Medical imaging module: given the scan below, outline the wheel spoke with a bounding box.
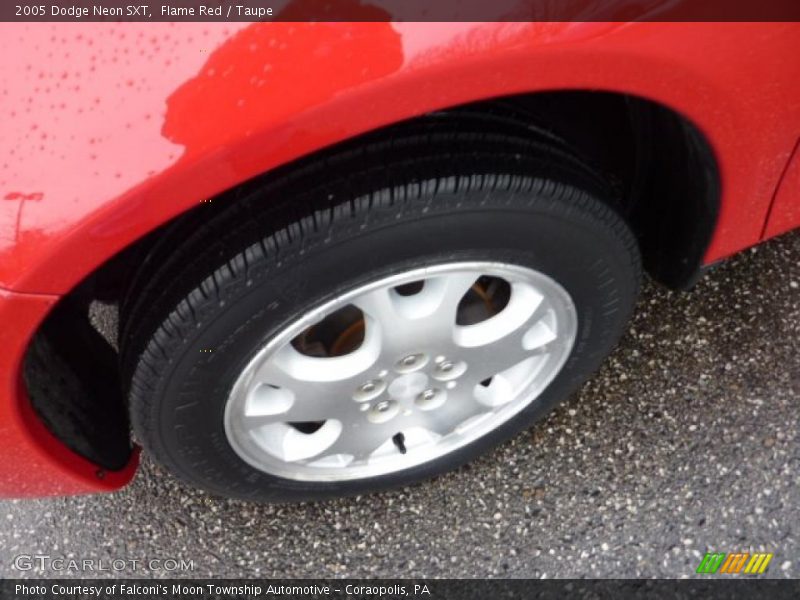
[351,286,400,336]
[455,281,545,348]
[241,389,352,427]
[415,390,490,436]
[254,333,379,386]
[244,419,345,463]
[353,272,478,352]
[454,282,561,384]
[320,421,397,462]
[245,344,371,427]
[459,334,529,387]
[422,272,483,322]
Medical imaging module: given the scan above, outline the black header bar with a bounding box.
[5,0,800,22]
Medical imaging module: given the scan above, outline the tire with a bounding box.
[121,118,641,502]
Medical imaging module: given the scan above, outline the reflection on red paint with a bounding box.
[164,2,402,155]
[3,192,44,201]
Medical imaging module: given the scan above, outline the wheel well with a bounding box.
[22,90,718,469]
[450,92,719,290]
[90,90,719,305]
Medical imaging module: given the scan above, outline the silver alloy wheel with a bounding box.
[224,262,578,482]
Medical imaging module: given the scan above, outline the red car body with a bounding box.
[1,21,798,497]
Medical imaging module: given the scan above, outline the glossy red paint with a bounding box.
[0,21,798,496]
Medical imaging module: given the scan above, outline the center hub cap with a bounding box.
[388,371,429,400]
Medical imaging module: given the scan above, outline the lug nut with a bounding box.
[433,359,467,381]
[415,387,446,411]
[395,353,429,373]
[367,399,399,423]
[353,378,386,403]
